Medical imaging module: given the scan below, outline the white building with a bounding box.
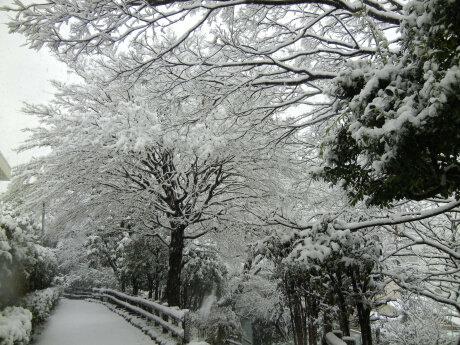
[0,151,11,181]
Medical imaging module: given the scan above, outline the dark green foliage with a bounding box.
[85,231,168,298]
[123,236,168,299]
[0,208,57,308]
[181,248,227,310]
[319,0,460,206]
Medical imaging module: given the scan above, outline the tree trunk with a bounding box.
[132,277,139,295]
[284,276,305,345]
[147,275,154,299]
[293,302,306,345]
[165,225,185,307]
[335,274,350,336]
[356,302,372,345]
[350,268,372,345]
[306,292,317,345]
[322,293,333,345]
[155,279,160,300]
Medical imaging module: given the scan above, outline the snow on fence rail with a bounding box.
[64,288,190,344]
[226,339,242,345]
[325,331,357,345]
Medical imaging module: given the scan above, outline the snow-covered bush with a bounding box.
[0,205,57,308]
[191,306,242,345]
[0,306,32,345]
[20,287,61,326]
[54,266,118,290]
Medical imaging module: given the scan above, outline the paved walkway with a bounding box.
[32,299,157,345]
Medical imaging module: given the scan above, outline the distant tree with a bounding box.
[375,295,457,345]
[85,231,129,289]
[123,235,168,299]
[54,233,118,290]
[232,272,290,345]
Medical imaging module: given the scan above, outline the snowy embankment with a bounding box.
[0,287,61,345]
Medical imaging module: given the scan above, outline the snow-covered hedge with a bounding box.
[0,306,32,345]
[20,287,61,326]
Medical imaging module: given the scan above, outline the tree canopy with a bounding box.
[2,0,460,344]
[5,0,459,206]
[320,0,460,206]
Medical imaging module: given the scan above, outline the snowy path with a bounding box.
[32,299,157,345]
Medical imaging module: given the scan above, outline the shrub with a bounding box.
[0,306,32,345]
[0,207,57,308]
[20,287,61,326]
[191,305,242,345]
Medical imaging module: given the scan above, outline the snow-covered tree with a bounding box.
[250,220,383,345]
[4,1,460,343]
[232,272,290,345]
[374,295,458,345]
[6,0,459,208]
[181,246,227,310]
[380,206,460,315]
[86,228,168,297]
[123,235,168,298]
[4,70,261,307]
[4,0,400,134]
[320,0,460,206]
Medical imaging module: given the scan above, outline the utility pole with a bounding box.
[42,202,46,236]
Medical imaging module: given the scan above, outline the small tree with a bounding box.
[0,204,57,308]
[181,247,227,310]
[252,219,383,345]
[123,236,168,299]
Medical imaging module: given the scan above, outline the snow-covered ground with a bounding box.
[32,299,157,345]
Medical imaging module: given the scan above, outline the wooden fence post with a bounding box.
[183,310,190,344]
[162,303,169,334]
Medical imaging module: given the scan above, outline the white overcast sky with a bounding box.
[0,2,74,193]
